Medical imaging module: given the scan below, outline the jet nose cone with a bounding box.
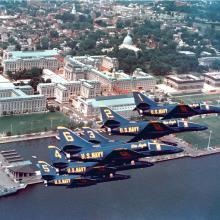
[174,147,184,154]
[200,125,208,131]
[190,123,208,131]
[211,106,220,113]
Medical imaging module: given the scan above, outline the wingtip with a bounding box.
[57,126,67,129]
[48,145,59,149]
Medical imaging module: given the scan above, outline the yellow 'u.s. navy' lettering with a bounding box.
[150,109,168,115]
[81,151,104,160]
[119,127,139,133]
[67,167,86,174]
[54,179,71,185]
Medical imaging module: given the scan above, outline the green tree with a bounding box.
[50,30,59,38]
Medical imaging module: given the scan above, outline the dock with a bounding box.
[0,131,56,144]
[145,136,220,163]
[0,150,42,197]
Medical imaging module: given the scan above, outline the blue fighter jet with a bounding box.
[133,91,220,119]
[48,145,153,175]
[38,160,130,188]
[57,127,183,162]
[99,107,207,142]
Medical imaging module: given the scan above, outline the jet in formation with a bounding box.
[38,126,183,188]
[100,107,208,142]
[38,91,214,189]
[133,91,220,119]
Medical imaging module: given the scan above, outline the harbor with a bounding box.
[0,149,42,197]
[0,131,56,144]
[0,131,220,197]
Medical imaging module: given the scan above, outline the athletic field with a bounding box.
[177,115,220,149]
[0,112,70,135]
[173,93,220,104]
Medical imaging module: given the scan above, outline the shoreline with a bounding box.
[0,133,220,197]
[0,131,56,144]
[1,132,220,162]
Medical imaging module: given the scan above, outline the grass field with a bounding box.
[173,93,220,104]
[0,112,70,135]
[177,115,220,149]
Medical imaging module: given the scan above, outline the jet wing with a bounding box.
[101,149,146,164]
[85,166,116,176]
[162,104,198,119]
[128,121,173,142]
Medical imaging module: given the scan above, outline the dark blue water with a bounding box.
[0,138,220,220]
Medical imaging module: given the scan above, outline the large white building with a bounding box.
[164,74,204,92]
[203,72,220,87]
[2,49,60,74]
[119,32,141,53]
[37,69,101,103]
[0,85,47,116]
[74,94,139,118]
[64,55,156,93]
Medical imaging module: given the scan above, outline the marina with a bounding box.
[0,149,42,197]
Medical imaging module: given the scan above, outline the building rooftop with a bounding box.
[0,75,10,83]
[42,69,68,84]
[166,74,202,82]
[0,86,45,101]
[203,72,220,80]
[6,49,59,59]
[85,94,135,108]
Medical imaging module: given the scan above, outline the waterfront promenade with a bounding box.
[0,131,56,144]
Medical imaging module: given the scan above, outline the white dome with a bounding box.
[123,34,133,45]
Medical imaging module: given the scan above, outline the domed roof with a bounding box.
[123,34,133,45]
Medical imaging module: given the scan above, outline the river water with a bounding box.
[0,138,220,220]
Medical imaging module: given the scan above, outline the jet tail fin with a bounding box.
[82,127,110,144]
[57,127,94,154]
[37,161,57,181]
[48,146,69,168]
[133,92,157,112]
[100,107,129,129]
